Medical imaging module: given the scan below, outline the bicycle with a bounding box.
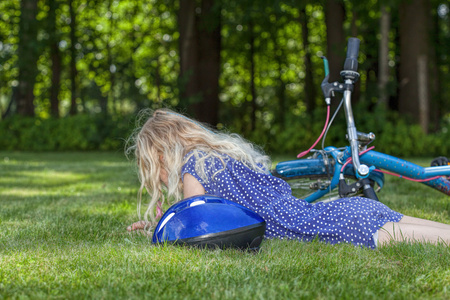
[272,37,450,203]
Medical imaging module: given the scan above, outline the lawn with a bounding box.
[0,152,449,299]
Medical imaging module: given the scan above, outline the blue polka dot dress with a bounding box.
[181,151,403,249]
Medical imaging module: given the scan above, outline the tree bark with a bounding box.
[324,0,346,84]
[399,0,430,132]
[16,0,39,116]
[249,21,257,132]
[429,5,443,132]
[49,0,61,117]
[196,0,221,125]
[128,2,144,111]
[378,5,390,108]
[178,0,220,126]
[178,0,199,113]
[107,0,115,114]
[324,0,346,109]
[299,7,316,113]
[69,0,78,115]
[417,55,429,132]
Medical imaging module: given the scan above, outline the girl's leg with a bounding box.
[378,215,450,245]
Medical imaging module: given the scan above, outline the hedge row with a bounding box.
[0,114,134,151]
[251,108,450,158]
[1,110,450,158]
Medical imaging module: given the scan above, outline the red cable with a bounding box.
[374,169,441,182]
[340,146,375,173]
[297,105,331,158]
[297,110,442,183]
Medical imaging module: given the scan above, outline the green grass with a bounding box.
[0,152,449,299]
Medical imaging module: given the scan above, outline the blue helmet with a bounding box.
[152,195,266,250]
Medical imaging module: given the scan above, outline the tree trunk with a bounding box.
[249,21,257,132]
[178,0,220,126]
[429,5,443,132]
[178,0,199,113]
[390,27,400,111]
[50,41,62,118]
[324,0,346,84]
[69,0,78,115]
[299,7,316,113]
[49,0,61,118]
[378,5,390,109]
[107,0,116,114]
[16,0,39,116]
[399,0,430,132]
[196,0,221,125]
[272,24,286,129]
[324,0,346,109]
[129,2,145,111]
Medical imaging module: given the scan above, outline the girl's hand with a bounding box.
[127,220,150,232]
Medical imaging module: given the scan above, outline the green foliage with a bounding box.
[247,103,450,158]
[0,114,134,151]
[2,105,450,157]
[354,107,450,157]
[1,0,450,157]
[0,0,20,98]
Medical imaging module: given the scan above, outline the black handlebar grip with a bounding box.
[343,38,360,72]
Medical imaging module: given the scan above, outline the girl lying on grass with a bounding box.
[126,108,450,249]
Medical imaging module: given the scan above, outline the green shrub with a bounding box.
[0,114,134,151]
[252,105,450,158]
[1,109,450,157]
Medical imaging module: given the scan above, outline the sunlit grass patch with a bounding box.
[0,152,449,299]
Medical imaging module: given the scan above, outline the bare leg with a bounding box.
[378,215,450,245]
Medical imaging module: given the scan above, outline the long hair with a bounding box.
[126,108,271,229]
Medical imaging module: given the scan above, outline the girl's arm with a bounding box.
[183,173,206,198]
[127,173,205,232]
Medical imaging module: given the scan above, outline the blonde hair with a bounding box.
[126,108,271,229]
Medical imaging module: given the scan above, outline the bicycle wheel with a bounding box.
[279,174,378,202]
[272,158,383,202]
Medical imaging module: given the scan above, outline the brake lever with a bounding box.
[320,56,353,105]
[338,176,379,201]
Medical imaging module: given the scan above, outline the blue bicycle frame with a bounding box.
[275,37,450,203]
[275,146,450,203]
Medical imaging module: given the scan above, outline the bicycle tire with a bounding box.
[272,156,383,202]
[275,173,380,202]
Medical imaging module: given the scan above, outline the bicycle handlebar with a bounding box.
[343,38,360,72]
[317,37,368,178]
